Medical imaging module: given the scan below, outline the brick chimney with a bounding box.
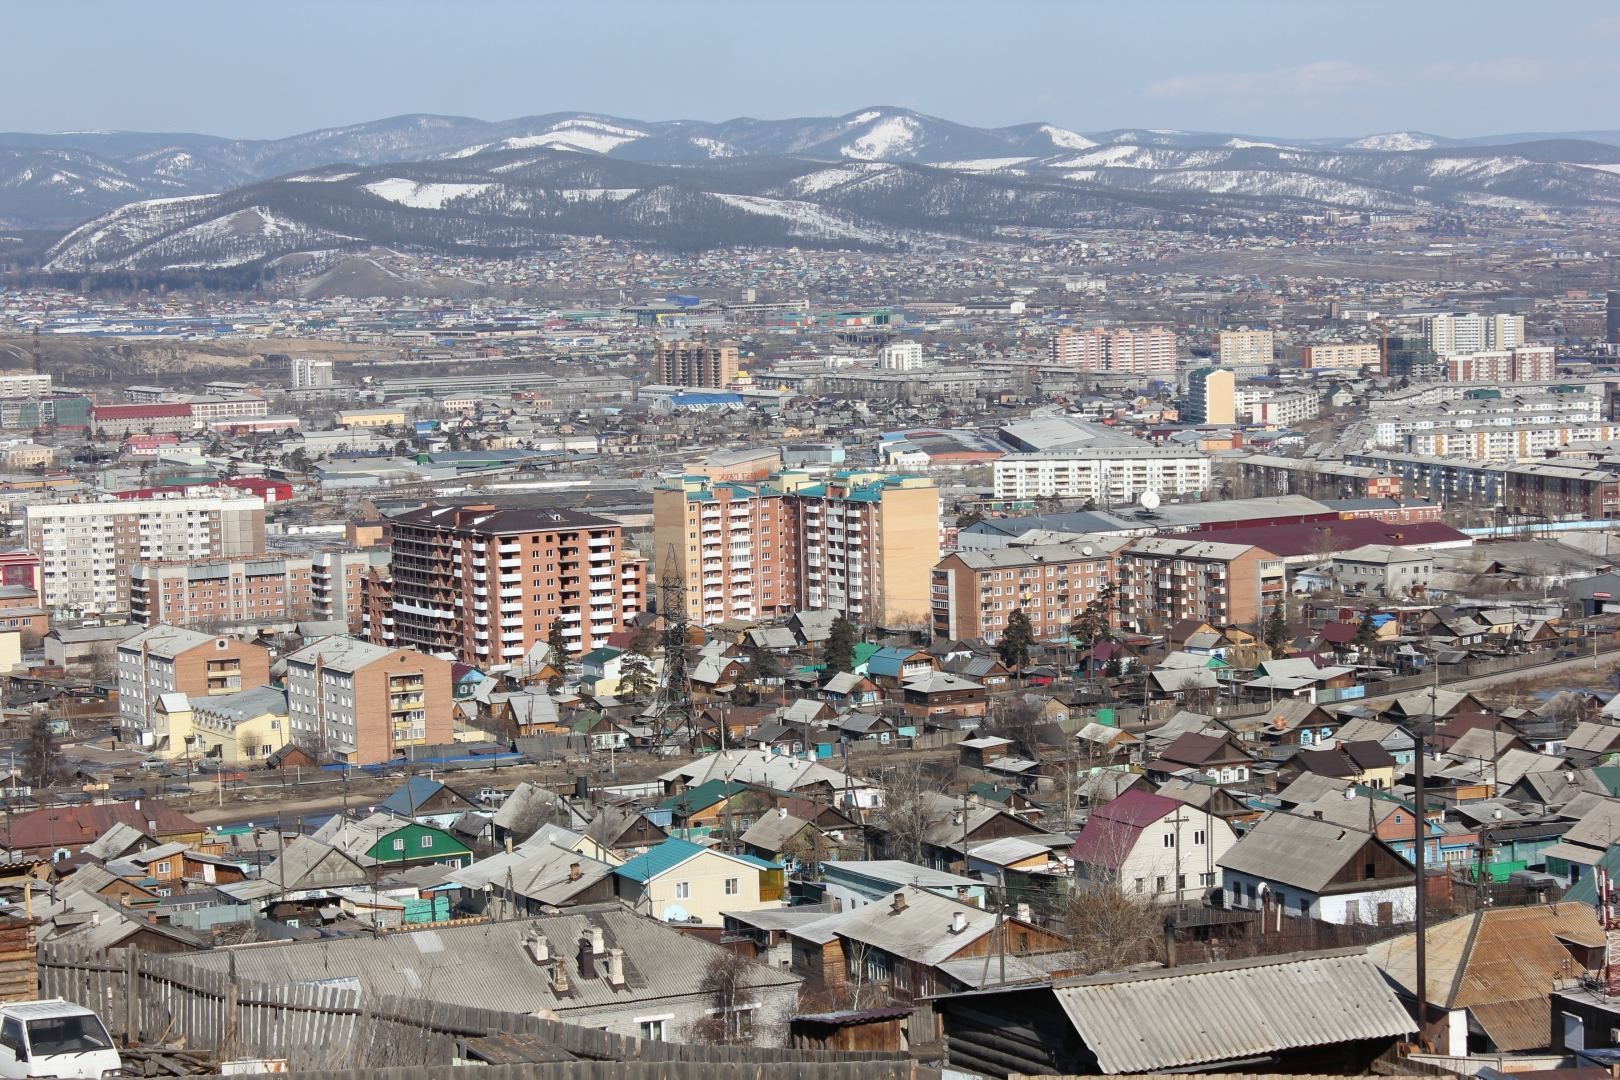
[607,947,626,989]
[569,862,581,881]
[891,891,907,913]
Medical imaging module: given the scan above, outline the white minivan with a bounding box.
[0,1000,121,1079]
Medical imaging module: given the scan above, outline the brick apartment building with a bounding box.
[129,557,315,628]
[116,625,272,747]
[655,338,739,388]
[1047,327,1177,375]
[284,637,454,765]
[312,549,392,632]
[375,504,646,663]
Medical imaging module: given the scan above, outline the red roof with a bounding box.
[8,800,203,854]
[1158,519,1468,558]
[92,404,192,420]
[1070,789,1182,869]
[1317,622,1359,644]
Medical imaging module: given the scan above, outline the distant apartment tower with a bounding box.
[1446,345,1555,383]
[1609,291,1620,344]
[1424,313,1525,355]
[0,372,51,397]
[116,625,272,747]
[878,342,924,370]
[27,492,266,613]
[291,357,334,389]
[1186,367,1236,425]
[377,504,646,663]
[1048,328,1176,375]
[1215,330,1274,365]
[654,479,798,624]
[129,556,314,628]
[283,637,454,766]
[655,338,739,388]
[1302,343,1379,370]
[313,549,392,633]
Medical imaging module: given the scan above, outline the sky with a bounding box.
[3,1,1618,141]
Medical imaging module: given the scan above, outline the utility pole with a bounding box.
[1413,642,1436,1048]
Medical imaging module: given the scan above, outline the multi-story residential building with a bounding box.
[1115,537,1286,632]
[27,492,265,613]
[129,556,314,628]
[655,338,739,388]
[1447,346,1555,383]
[116,625,271,747]
[878,342,923,370]
[654,478,799,624]
[1237,390,1321,427]
[1228,455,1402,501]
[0,372,51,397]
[1501,463,1620,521]
[995,449,1211,503]
[360,565,395,648]
[182,396,268,421]
[1215,329,1274,365]
[1609,291,1620,345]
[1048,328,1177,375]
[312,549,392,632]
[1302,343,1379,370]
[291,357,334,389]
[90,403,199,436]
[1404,420,1620,460]
[1425,313,1525,356]
[283,637,453,765]
[378,504,646,663]
[931,538,1132,643]
[654,471,940,628]
[1186,367,1235,424]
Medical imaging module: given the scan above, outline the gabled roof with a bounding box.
[612,836,770,883]
[1070,789,1182,870]
[821,885,1002,967]
[1217,811,1409,893]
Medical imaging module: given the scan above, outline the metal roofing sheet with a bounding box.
[1052,949,1414,1074]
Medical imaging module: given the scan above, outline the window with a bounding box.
[724,877,739,895]
[1193,830,1206,846]
[639,1019,665,1041]
[1162,833,1175,848]
[674,882,690,899]
[155,861,171,875]
[392,838,406,851]
[1199,872,1215,887]
[420,835,433,848]
[1134,878,1145,893]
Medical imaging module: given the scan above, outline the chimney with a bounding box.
[505,836,513,854]
[569,862,581,882]
[526,931,550,963]
[949,911,967,934]
[891,891,907,913]
[1016,902,1031,922]
[607,947,626,989]
[953,810,964,826]
[589,927,605,954]
[1313,809,1324,819]
[553,962,569,994]
[777,806,788,819]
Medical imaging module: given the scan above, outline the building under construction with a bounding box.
[655,338,739,389]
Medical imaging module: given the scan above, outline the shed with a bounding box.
[789,1007,913,1052]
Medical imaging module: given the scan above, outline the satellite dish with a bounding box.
[1140,491,1161,510]
[1081,545,1094,557]
[662,904,690,923]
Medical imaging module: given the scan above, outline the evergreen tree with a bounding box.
[20,713,56,788]
[747,648,783,685]
[1264,597,1290,659]
[620,651,654,702]
[825,616,858,674]
[997,610,1035,672]
[1353,612,1380,652]
[547,618,570,666]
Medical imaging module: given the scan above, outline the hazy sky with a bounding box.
[5,1,1618,140]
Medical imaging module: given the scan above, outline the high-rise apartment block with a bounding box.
[291,357,334,389]
[931,535,1284,643]
[284,637,454,766]
[376,505,646,663]
[1302,343,1380,370]
[116,625,272,747]
[655,338,739,388]
[1446,346,1555,383]
[1215,330,1274,365]
[130,556,314,628]
[1048,328,1176,374]
[654,471,940,628]
[878,341,924,370]
[1424,313,1525,355]
[28,492,265,612]
[312,549,392,632]
[1186,367,1235,425]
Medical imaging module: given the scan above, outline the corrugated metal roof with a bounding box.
[1051,949,1413,1074]
[1216,811,1400,893]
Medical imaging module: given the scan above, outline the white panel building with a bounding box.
[994,449,1211,502]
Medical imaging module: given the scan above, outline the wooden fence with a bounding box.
[38,947,920,1074]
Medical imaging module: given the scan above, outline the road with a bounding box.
[1359,648,1620,708]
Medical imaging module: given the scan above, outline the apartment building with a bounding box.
[1228,455,1401,500]
[291,357,334,389]
[1302,343,1379,370]
[129,556,314,628]
[931,538,1131,643]
[1424,313,1525,355]
[654,478,799,624]
[1186,368,1235,425]
[1048,327,1177,375]
[89,403,200,436]
[654,470,940,628]
[995,448,1211,502]
[283,637,453,765]
[27,492,266,613]
[1116,537,1286,632]
[1215,329,1274,365]
[1239,390,1321,427]
[1405,420,1620,460]
[1447,346,1555,383]
[183,396,268,421]
[655,338,739,388]
[0,371,51,397]
[116,625,271,747]
[379,504,646,663]
[312,549,392,632]
[1502,463,1620,521]
[878,342,924,370]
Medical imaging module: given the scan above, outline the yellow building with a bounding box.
[156,685,290,764]
[1187,367,1236,426]
[1216,329,1274,365]
[336,409,407,429]
[1302,343,1380,370]
[612,837,780,926]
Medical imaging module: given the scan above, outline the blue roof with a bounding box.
[379,776,447,818]
[612,837,705,882]
[865,646,912,678]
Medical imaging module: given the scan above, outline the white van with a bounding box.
[0,1000,121,1079]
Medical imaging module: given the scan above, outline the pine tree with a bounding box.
[620,652,654,702]
[997,610,1035,672]
[825,616,858,674]
[547,618,570,665]
[1353,612,1380,652]
[1264,597,1290,659]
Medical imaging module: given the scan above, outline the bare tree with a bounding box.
[688,949,758,1044]
[989,695,1046,758]
[869,761,932,864]
[1062,819,1166,975]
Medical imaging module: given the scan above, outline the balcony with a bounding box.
[588,537,614,548]
[471,558,486,568]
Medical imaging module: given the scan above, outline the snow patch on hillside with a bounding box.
[711,193,888,242]
[841,117,922,160]
[365,179,493,208]
[1349,133,1437,151]
[933,158,1033,172]
[1039,125,1097,149]
[790,164,893,195]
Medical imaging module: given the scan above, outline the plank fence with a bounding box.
[37,947,922,1075]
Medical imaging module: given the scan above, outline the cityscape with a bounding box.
[4,4,1620,1079]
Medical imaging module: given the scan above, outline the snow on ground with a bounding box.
[931,158,1033,172]
[364,179,493,209]
[1348,133,1437,151]
[790,164,893,195]
[286,172,358,182]
[711,193,888,242]
[841,116,922,159]
[559,189,638,202]
[1039,125,1097,150]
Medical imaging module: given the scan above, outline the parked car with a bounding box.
[476,787,509,806]
[0,999,121,1079]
